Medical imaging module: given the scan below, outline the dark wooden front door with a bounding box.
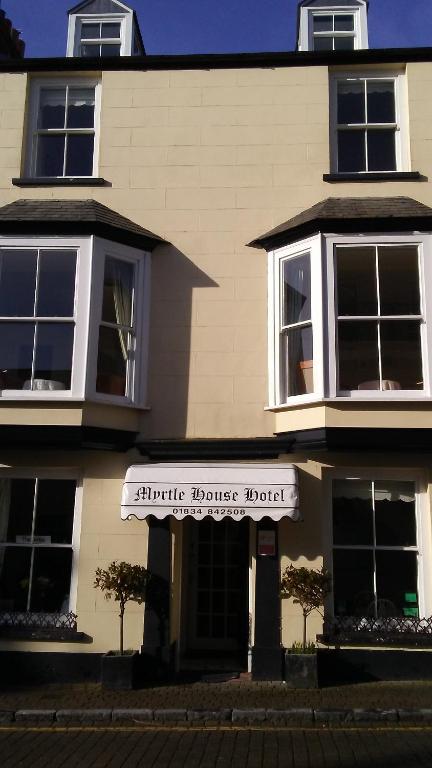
[186,517,249,653]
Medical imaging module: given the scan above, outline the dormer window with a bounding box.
[297,1,368,52]
[79,20,122,57]
[67,0,145,58]
[311,12,356,51]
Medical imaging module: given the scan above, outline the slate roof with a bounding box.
[0,199,167,251]
[248,197,432,250]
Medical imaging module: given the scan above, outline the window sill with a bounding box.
[323,172,424,183]
[12,177,109,187]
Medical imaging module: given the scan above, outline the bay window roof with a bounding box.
[248,197,432,250]
[0,199,167,251]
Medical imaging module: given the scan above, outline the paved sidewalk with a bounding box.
[1,679,432,721]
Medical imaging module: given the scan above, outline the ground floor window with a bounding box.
[0,477,77,614]
[332,479,419,618]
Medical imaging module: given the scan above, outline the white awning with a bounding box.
[121,462,300,523]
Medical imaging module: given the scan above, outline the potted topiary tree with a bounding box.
[280,564,331,688]
[94,560,151,689]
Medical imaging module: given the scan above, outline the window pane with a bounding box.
[313,15,333,32]
[0,547,31,611]
[367,81,395,124]
[282,254,311,326]
[36,135,65,177]
[0,323,34,390]
[66,89,95,129]
[33,323,74,390]
[314,36,334,50]
[81,23,100,39]
[335,15,354,31]
[101,44,121,56]
[376,551,417,617]
[34,480,75,545]
[338,130,366,172]
[334,36,355,51]
[38,88,66,129]
[338,321,379,390]
[81,43,100,57]
[375,482,416,547]
[0,479,35,543]
[281,325,313,398]
[380,320,423,390]
[378,246,420,316]
[65,134,94,176]
[367,129,396,171]
[337,81,365,124]
[37,251,76,318]
[30,548,73,612]
[333,480,373,546]
[96,326,129,396]
[333,549,374,616]
[101,22,121,38]
[0,250,37,317]
[102,258,134,326]
[336,246,377,316]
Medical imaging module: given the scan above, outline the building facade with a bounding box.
[1,0,432,681]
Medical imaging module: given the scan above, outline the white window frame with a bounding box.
[0,236,150,407]
[310,10,358,51]
[329,70,410,175]
[87,237,151,408]
[322,469,431,621]
[325,233,432,400]
[298,4,368,52]
[67,6,134,57]
[25,77,101,179]
[268,234,324,408]
[0,468,82,615]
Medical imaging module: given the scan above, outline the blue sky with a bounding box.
[1,0,431,57]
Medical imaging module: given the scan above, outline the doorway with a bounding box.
[181,517,250,670]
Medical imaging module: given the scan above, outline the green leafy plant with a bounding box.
[281,565,332,653]
[289,641,317,655]
[94,561,151,655]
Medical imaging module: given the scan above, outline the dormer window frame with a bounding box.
[298,3,369,52]
[310,9,359,51]
[67,10,133,57]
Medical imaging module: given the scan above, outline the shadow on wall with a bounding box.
[279,467,323,563]
[144,245,218,439]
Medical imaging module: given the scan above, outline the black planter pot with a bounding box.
[284,650,318,689]
[101,650,140,690]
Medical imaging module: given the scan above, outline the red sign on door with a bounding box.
[257,530,276,557]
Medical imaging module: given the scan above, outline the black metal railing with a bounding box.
[0,611,79,640]
[319,616,432,647]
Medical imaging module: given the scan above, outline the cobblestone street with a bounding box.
[2,725,432,768]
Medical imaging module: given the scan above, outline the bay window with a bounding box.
[269,232,431,406]
[96,256,136,397]
[0,248,76,393]
[332,479,421,619]
[336,244,424,393]
[0,237,149,406]
[270,236,322,406]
